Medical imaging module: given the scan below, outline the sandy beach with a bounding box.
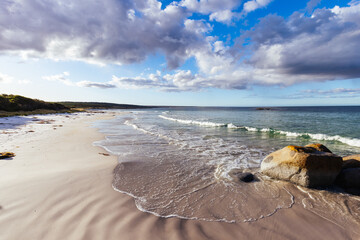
[0,112,358,240]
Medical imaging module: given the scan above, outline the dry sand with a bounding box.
[0,113,358,240]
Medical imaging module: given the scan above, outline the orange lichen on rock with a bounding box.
[305,143,332,153]
[287,145,316,153]
[286,145,304,152]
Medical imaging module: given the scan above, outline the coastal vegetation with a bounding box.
[59,101,153,109]
[0,94,154,117]
[0,94,72,117]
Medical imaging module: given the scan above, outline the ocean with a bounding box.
[94,106,360,226]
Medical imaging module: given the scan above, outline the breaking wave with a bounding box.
[159,115,360,147]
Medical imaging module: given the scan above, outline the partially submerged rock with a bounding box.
[261,144,342,188]
[342,154,360,169]
[229,169,257,183]
[0,152,15,159]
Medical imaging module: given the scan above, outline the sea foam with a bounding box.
[158,115,360,148]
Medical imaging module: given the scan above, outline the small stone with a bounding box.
[237,172,255,182]
[229,169,257,183]
[0,152,15,159]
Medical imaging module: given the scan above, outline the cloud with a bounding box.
[112,70,201,91]
[0,0,206,69]
[209,10,234,24]
[43,72,115,89]
[180,0,239,14]
[77,81,116,89]
[306,0,322,13]
[304,88,360,95]
[0,73,14,83]
[284,88,360,99]
[235,2,360,86]
[243,0,273,13]
[42,72,74,86]
[180,0,240,23]
[2,1,360,93]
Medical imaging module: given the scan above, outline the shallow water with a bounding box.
[94,107,360,228]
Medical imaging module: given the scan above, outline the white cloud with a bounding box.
[0,73,14,83]
[184,19,212,34]
[42,72,74,86]
[43,72,116,89]
[180,0,240,23]
[77,81,116,89]
[209,10,234,23]
[243,0,273,13]
[180,0,240,14]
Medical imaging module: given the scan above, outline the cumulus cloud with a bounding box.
[180,0,240,23]
[112,70,201,91]
[0,0,206,69]
[235,2,360,86]
[243,0,273,13]
[2,1,360,92]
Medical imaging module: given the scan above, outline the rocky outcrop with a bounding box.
[342,154,360,169]
[261,144,342,187]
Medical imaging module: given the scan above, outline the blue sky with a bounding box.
[0,0,359,106]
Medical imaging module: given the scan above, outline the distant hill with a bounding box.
[0,94,157,117]
[0,94,68,112]
[59,102,154,109]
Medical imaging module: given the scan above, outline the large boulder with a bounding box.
[261,145,343,187]
[342,154,360,169]
[336,168,360,195]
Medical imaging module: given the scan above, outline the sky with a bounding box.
[0,0,360,106]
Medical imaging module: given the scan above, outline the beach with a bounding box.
[0,111,359,240]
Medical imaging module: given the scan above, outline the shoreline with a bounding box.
[0,112,358,240]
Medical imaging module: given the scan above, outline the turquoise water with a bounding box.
[94,107,360,225]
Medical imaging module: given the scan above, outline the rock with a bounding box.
[261,145,342,187]
[237,172,255,182]
[336,168,360,189]
[305,143,332,153]
[0,152,15,159]
[256,107,274,111]
[229,169,257,183]
[342,154,360,169]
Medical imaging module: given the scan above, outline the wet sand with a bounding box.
[0,113,358,240]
